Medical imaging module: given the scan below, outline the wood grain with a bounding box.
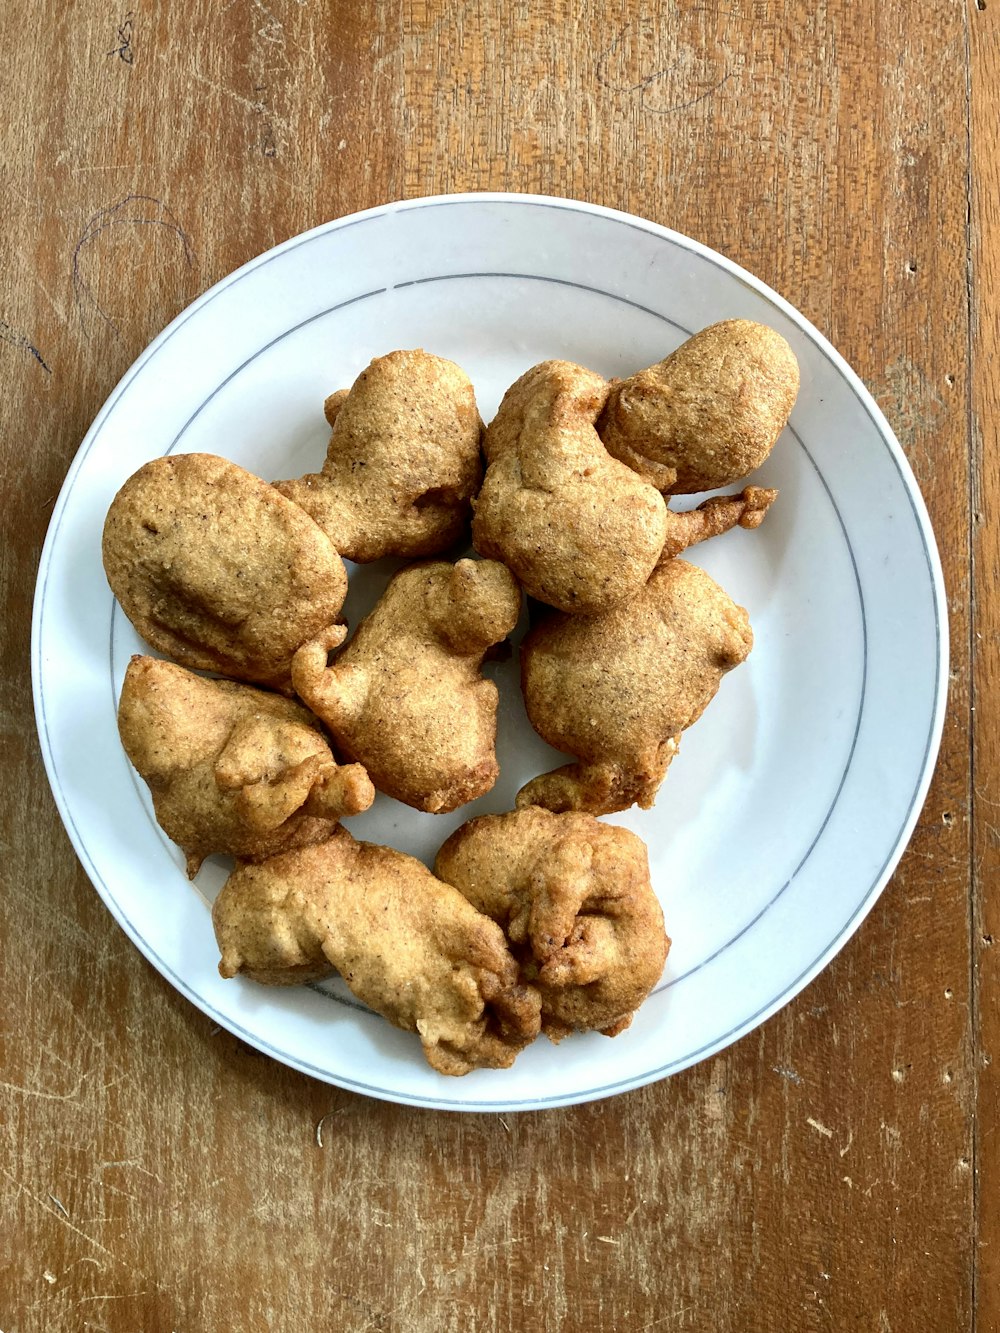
[971,0,1000,1328]
[0,1,985,1329]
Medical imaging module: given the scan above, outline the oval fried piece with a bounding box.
[435,808,669,1040]
[103,453,348,690]
[212,829,542,1075]
[291,558,521,813]
[274,349,484,562]
[598,320,800,493]
[517,559,753,814]
[118,655,374,876]
[472,360,668,615]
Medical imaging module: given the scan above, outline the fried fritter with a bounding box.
[274,349,484,561]
[660,485,778,562]
[517,559,753,815]
[472,360,668,615]
[118,655,373,876]
[598,320,799,493]
[435,807,669,1040]
[292,558,521,813]
[102,453,347,691]
[213,829,542,1075]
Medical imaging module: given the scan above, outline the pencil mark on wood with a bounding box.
[108,12,135,65]
[71,195,195,339]
[596,10,738,115]
[0,320,52,373]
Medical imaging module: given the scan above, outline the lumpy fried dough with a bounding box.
[660,485,778,562]
[292,559,521,813]
[102,453,347,690]
[518,559,753,814]
[213,830,542,1075]
[598,320,800,493]
[274,350,484,562]
[435,808,669,1040]
[472,361,668,615]
[118,655,374,876]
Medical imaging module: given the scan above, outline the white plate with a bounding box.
[32,194,947,1112]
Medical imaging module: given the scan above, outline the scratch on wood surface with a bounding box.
[372,1,476,76]
[0,1076,83,1102]
[28,269,68,323]
[315,1110,346,1147]
[100,1160,163,1182]
[0,1168,112,1258]
[772,1065,802,1084]
[181,61,292,132]
[641,1309,697,1329]
[868,355,945,454]
[806,1117,834,1139]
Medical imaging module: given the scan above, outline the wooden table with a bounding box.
[2,3,995,1329]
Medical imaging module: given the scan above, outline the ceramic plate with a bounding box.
[32,194,947,1111]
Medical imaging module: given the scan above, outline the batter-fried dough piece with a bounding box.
[598,320,799,493]
[102,453,347,691]
[472,360,668,615]
[213,830,542,1075]
[118,655,373,876]
[660,485,778,562]
[435,808,669,1040]
[274,350,483,561]
[292,559,521,813]
[517,559,753,815]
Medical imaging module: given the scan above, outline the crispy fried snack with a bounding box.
[274,350,484,561]
[660,485,778,562]
[118,655,373,876]
[291,558,521,813]
[435,808,669,1039]
[517,559,753,815]
[472,360,669,615]
[598,320,800,493]
[213,829,542,1075]
[102,453,347,691]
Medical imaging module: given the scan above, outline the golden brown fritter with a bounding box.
[274,349,484,561]
[102,453,347,691]
[118,655,373,876]
[660,485,778,562]
[472,360,668,615]
[291,558,521,813]
[598,320,800,493]
[212,829,542,1075]
[517,559,753,815]
[435,807,669,1040]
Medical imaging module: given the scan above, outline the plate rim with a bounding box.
[31,191,950,1112]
